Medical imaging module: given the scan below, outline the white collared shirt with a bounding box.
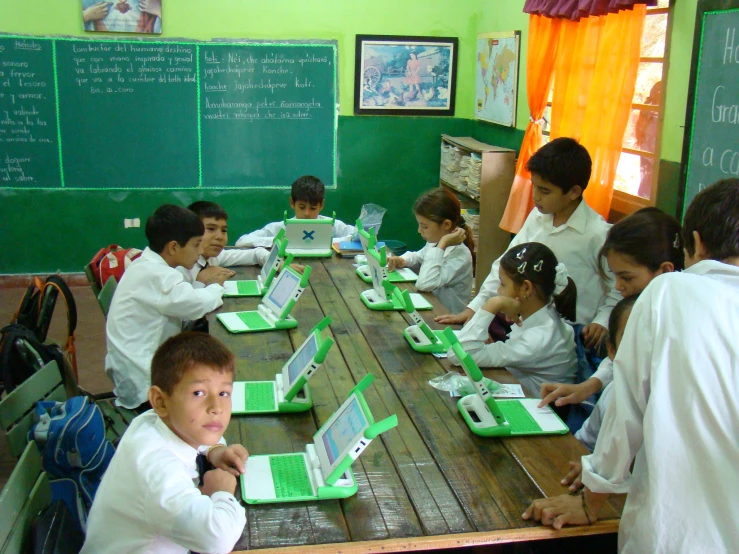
[400,243,473,314]
[468,201,619,328]
[105,248,224,408]
[235,215,356,248]
[591,355,614,389]
[81,412,245,554]
[181,247,269,284]
[448,304,577,397]
[575,378,613,452]
[581,260,739,553]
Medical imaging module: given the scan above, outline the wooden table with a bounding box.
[211,257,622,553]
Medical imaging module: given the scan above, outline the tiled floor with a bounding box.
[1,285,110,490]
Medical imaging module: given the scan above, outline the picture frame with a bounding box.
[354,35,458,116]
[82,0,163,34]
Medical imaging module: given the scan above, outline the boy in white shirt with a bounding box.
[83,332,248,554]
[105,204,225,410]
[235,175,355,248]
[436,138,619,351]
[184,200,270,286]
[523,178,739,553]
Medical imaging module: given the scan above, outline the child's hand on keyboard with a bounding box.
[200,468,237,496]
[198,266,236,286]
[208,444,249,477]
[387,255,406,272]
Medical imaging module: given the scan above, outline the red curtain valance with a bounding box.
[523,0,656,21]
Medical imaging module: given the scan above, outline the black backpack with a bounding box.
[0,276,78,394]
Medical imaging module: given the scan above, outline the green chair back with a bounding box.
[97,276,117,318]
[84,263,101,298]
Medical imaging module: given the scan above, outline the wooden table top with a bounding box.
[211,256,622,553]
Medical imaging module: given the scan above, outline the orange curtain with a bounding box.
[501,6,646,230]
[499,15,560,233]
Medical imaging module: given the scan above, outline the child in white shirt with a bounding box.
[106,205,225,410]
[182,200,269,286]
[235,175,355,248]
[448,242,578,397]
[437,138,618,351]
[387,188,474,313]
[83,332,247,554]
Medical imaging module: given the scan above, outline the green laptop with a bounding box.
[397,288,453,353]
[231,316,334,414]
[445,328,569,437]
[355,220,417,284]
[359,244,432,311]
[216,265,311,333]
[240,374,398,504]
[223,228,293,297]
[284,211,334,258]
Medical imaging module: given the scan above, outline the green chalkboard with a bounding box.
[680,2,739,218]
[0,35,337,190]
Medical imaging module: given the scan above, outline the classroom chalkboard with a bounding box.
[680,1,739,218]
[0,35,337,190]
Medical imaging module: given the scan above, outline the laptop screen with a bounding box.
[260,245,281,282]
[287,333,318,386]
[267,269,299,310]
[320,396,369,465]
[365,250,385,295]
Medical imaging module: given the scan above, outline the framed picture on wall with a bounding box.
[354,35,458,116]
[82,0,162,34]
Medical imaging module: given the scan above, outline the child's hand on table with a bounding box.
[197,266,235,286]
[289,263,305,274]
[435,307,474,325]
[207,444,249,477]
[538,380,602,408]
[561,460,583,492]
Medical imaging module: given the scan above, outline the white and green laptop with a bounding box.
[216,265,311,333]
[397,288,454,354]
[241,374,398,504]
[360,244,432,311]
[223,229,293,297]
[445,329,568,437]
[355,220,417,284]
[284,211,334,258]
[232,316,334,414]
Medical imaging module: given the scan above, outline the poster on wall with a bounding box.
[474,31,520,127]
[82,0,162,34]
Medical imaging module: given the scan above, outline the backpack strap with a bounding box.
[40,276,79,378]
[12,276,44,330]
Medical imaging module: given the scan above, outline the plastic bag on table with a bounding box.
[352,203,387,241]
[428,371,499,395]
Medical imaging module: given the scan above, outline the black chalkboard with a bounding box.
[0,35,337,190]
[679,1,739,218]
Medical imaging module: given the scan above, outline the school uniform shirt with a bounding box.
[581,260,739,553]
[400,242,473,314]
[105,248,224,409]
[447,304,577,397]
[234,215,356,248]
[575,379,613,452]
[591,355,614,389]
[181,247,269,283]
[81,411,245,554]
[468,201,619,328]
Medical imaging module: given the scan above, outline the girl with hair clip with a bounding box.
[387,188,474,313]
[447,242,578,397]
[539,207,683,411]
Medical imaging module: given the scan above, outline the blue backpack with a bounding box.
[29,396,115,532]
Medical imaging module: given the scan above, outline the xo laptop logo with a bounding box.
[302,230,315,242]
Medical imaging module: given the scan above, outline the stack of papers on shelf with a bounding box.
[466,154,482,197]
[440,144,464,186]
[461,209,480,254]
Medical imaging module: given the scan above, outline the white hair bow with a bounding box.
[554,263,569,295]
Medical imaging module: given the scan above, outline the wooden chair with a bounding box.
[0,443,52,554]
[97,276,117,318]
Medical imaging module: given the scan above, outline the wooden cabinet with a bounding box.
[439,134,515,292]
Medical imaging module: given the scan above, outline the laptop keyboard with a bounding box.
[499,401,542,434]
[237,281,260,295]
[237,311,269,330]
[244,382,277,412]
[270,455,314,498]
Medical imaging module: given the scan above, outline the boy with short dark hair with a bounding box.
[235,175,355,247]
[184,200,269,285]
[106,204,225,410]
[437,137,619,350]
[83,332,247,554]
[524,178,739,552]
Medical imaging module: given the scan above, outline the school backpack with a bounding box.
[29,396,116,532]
[89,244,142,289]
[0,275,78,393]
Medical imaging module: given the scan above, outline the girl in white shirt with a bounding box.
[539,207,683,408]
[448,242,578,396]
[387,188,474,313]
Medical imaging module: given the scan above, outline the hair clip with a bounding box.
[516,247,527,260]
[533,260,543,272]
[673,233,680,249]
[517,261,527,274]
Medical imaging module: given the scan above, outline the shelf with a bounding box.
[440,179,481,202]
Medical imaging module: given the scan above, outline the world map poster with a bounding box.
[475,31,520,127]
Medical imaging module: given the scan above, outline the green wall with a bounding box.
[0,0,702,273]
